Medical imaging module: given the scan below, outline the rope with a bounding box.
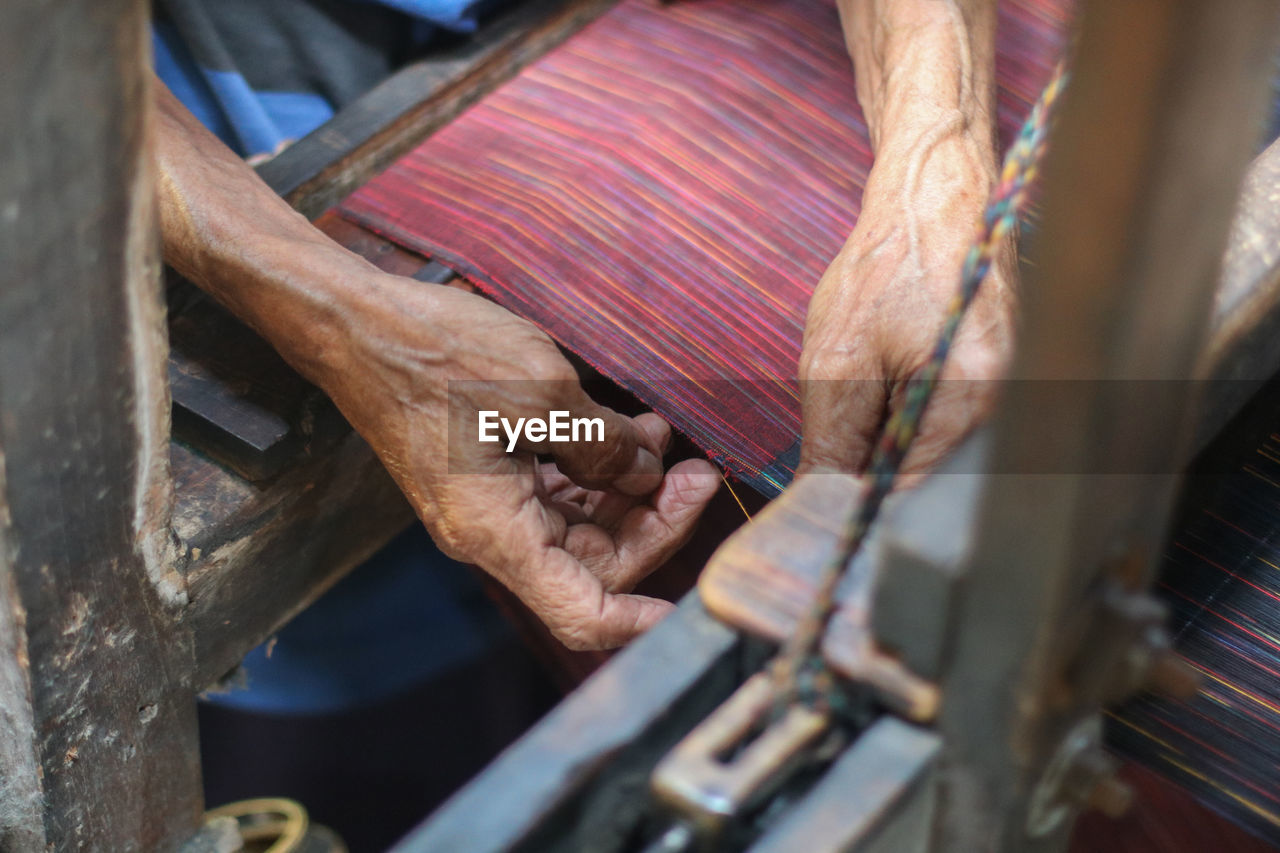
[771,62,1069,713]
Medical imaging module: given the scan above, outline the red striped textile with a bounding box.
[340,0,1069,496]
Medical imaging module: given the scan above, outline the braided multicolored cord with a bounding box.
[772,62,1069,712]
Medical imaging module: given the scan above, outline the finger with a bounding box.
[633,412,674,456]
[571,414,673,528]
[897,370,999,481]
[465,490,672,650]
[799,360,888,475]
[581,489,639,530]
[581,458,720,592]
[536,389,664,496]
[550,409,670,525]
[522,544,677,649]
[536,461,592,508]
[581,593,676,649]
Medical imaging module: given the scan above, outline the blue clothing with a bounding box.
[209,526,509,715]
[154,0,497,158]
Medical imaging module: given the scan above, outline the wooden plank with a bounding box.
[175,434,415,688]
[935,2,1280,849]
[168,296,347,482]
[0,0,203,847]
[165,213,436,481]
[751,718,941,853]
[1196,139,1280,448]
[698,472,940,721]
[257,0,619,219]
[391,595,744,853]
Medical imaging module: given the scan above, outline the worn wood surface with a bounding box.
[939,3,1279,850]
[699,472,940,721]
[166,212,442,482]
[175,436,415,688]
[751,718,941,853]
[0,1,203,848]
[257,0,619,220]
[1197,138,1280,448]
[392,595,747,853]
[169,298,347,482]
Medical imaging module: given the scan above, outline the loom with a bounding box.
[4,0,1280,850]
[343,0,1280,849]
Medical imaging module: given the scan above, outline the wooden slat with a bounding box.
[257,0,620,220]
[0,1,203,847]
[166,213,432,481]
[168,298,346,482]
[176,437,415,688]
[392,596,743,853]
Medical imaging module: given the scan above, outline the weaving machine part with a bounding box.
[649,71,1069,838]
[767,62,1068,716]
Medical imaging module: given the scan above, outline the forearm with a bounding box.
[800,1,1015,474]
[838,0,999,160]
[153,80,411,384]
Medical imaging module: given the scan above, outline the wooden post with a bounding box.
[936,1,1280,850]
[0,1,204,849]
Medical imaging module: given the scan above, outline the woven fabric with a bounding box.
[340,0,1069,495]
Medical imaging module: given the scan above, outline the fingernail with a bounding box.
[614,447,663,495]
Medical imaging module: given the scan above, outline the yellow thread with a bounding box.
[721,471,753,521]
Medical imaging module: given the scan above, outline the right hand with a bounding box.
[799,127,1017,479]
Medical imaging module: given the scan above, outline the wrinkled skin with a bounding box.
[802,0,1014,477]
[323,280,722,649]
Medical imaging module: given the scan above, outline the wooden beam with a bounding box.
[0,0,203,848]
[257,0,620,219]
[936,2,1280,849]
[1196,139,1280,447]
[177,437,414,688]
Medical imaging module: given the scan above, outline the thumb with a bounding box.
[542,386,664,496]
[799,354,887,475]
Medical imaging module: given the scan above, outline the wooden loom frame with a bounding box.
[2,0,1280,849]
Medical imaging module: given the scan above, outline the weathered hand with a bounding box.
[316,278,720,650]
[799,130,1017,476]
[152,80,717,650]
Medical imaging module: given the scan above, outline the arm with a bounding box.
[800,0,1014,474]
[154,81,718,649]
